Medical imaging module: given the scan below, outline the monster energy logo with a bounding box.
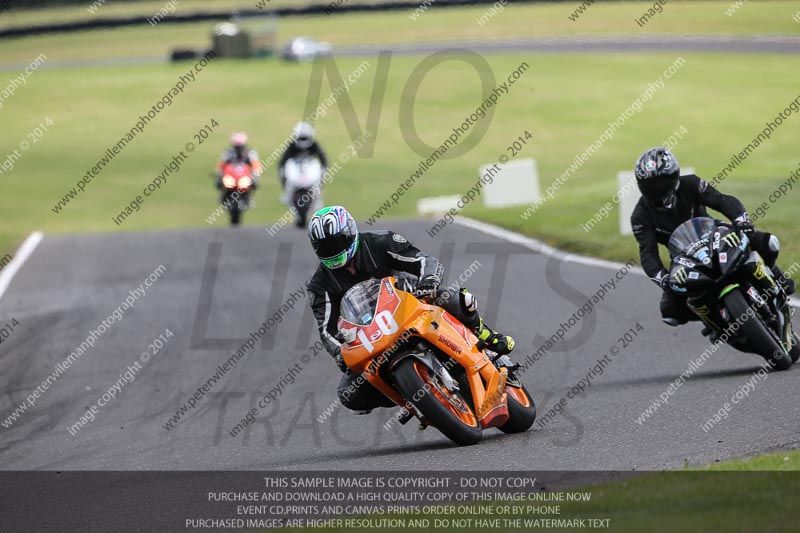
[754,260,776,288]
[673,268,688,284]
[723,233,740,247]
[688,303,716,329]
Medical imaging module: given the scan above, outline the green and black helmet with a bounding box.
[308,206,359,269]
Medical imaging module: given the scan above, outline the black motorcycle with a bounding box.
[668,217,799,370]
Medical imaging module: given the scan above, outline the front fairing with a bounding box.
[668,218,749,291]
[670,256,714,292]
[713,225,749,277]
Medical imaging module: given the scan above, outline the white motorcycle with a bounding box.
[283,155,324,228]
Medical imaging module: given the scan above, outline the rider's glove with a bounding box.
[333,352,348,373]
[734,214,755,236]
[331,334,349,373]
[655,271,671,292]
[414,275,440,299]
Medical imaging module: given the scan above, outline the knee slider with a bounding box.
[769,235,780,253]
[460,289,477,313]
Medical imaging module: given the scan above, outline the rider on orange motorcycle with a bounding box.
[306,205,516,413]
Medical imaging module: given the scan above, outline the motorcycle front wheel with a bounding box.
[498,384,536,434]
[393,358,482,446]
[229,205,241,226]
[293,189,312,228]
[722,289,793,371]
[789,332,800,363]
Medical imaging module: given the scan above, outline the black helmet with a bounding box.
[634,146,680,207]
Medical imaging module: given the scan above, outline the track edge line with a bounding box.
[0,231,45,302]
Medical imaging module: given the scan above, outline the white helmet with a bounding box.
[293,121,315,150]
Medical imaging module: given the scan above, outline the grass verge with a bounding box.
[277,450,800,532]
[2,52,799,273]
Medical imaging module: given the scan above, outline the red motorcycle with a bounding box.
[220,163,254,226]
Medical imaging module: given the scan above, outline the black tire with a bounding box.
[294,189,311,228]
[499,385,536,434]
[790,332,800,363]
[229,205,241,226]
[393,358,482,446]
[722,289,793,371]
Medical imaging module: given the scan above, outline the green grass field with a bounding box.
[697,447,800,470]
[2,52,799,270]
[1,1,799,276]
[497,451,800,533]
[513,449,800,532]
[278,450,800,533]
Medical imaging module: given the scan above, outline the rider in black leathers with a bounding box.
[278,122,328,190]
[306,205,515,412]
[630,146,795,329]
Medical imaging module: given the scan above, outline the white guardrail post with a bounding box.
[481,157,540,209]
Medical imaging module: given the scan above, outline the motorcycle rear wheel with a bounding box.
[393,358,482,446]
[722,289,793,371]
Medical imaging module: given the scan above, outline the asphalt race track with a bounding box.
[334,35,800,56]
[5,35,799,74]
[1,219,799,472]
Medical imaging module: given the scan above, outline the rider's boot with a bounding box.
[773,265,796,295]
[473,317,516,356]
[453,289,515,356]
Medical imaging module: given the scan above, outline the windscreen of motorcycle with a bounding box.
[341,279,383,326]
[668,217,717,257]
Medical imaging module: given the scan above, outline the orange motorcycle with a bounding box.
[337,276,536,446]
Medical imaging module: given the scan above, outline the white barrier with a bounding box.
[417,195,462,216]
[481,157,540,209]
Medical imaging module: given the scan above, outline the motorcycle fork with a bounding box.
[463,358,509,428]
[747,264,785,330]
[428,337,509,428]
[742,252,781,306]
[739,260,793,348]
[687,293,725,332]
